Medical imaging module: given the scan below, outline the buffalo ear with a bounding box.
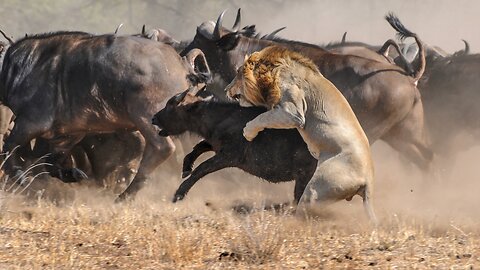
[239,25,256,37]
[181,86,211,106]
[194,85,207,97]
[180,93,200,105]
[217,32,240,51]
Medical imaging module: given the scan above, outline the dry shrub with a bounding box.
[221,211,286,264]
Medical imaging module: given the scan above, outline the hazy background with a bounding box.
[0,0,478,53]
[1,0,479,224]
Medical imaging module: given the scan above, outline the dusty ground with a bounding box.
[0,1,478,269]
[0,196,478,269]
[0,143,479,269]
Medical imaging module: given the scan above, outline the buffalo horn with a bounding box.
[185,49,211,87]
[213,10,227,40]
[263,27,286,39]
[401,42,410,56]
[114,23,124,34]
[341,31,347,43]
[461,39,470,55]
[232,8,241,32]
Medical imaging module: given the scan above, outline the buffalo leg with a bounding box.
[173,155,230,202]
[2,116,51,175]
[182,140,212,178]
[293,177,309,204]
[47,134,87,182]
[70,146,94,180]
[383,100,435,176]
[116,120,175,201]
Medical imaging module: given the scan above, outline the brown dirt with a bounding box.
[0,144,479,269]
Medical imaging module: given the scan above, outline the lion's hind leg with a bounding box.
[295,153,375,223]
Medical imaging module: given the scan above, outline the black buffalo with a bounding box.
[181,11,434,175]
[0,31,210,200]
[152,88,317,203]
[418,53,480,173]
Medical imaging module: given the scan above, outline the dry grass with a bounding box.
[0,187,478,269]
[0,143,479,269]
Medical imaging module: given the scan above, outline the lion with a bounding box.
[225,46,377,223]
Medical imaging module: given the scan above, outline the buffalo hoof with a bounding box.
[172,193,185,203]
[181,170,192,179]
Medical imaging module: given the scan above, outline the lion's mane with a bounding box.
[242,46,320,108]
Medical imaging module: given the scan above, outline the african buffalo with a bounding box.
[418,52,480,174]
[361,36,475,175]
[0,31,210,200]
[152,88,317,204]
[181,11,434,174]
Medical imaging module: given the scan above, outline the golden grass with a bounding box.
[0,143,479,269]
[0,185,478,269]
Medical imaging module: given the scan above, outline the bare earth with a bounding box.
[0,195,478,269]
[0,145,479,270]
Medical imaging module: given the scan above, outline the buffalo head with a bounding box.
[181,9,256,87]
[152,86,211,137]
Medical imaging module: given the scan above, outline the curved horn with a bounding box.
[213,10,227,40]
[0,29,13,45]
[453,39,470,57]
[185,49,211,91]
[341,31,347,44]
[401,42,410,56]
[461,39,470,55]
[232,8,241,32]
[141,25,146,36]
[263,27,286,39]
[114,23,124,34]
[185,48,211,75]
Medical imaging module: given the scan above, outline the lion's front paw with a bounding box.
[243,125,259,141]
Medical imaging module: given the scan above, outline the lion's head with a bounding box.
[225,45,319,109]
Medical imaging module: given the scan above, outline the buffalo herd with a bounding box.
[0,9,478,217]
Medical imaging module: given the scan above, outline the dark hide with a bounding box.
[419,53,480,171]
[181,12,434,174]
[75,132,144,184]
[0,32,209,200]
[152,91,317,203]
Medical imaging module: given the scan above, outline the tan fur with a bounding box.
[242,46,319,108]
[226,45,377,224]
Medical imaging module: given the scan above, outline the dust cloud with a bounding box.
[1,0,479,227]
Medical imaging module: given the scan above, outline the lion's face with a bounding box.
[225,66,255,107]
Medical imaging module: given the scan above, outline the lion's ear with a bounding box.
[244,54,249,62]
